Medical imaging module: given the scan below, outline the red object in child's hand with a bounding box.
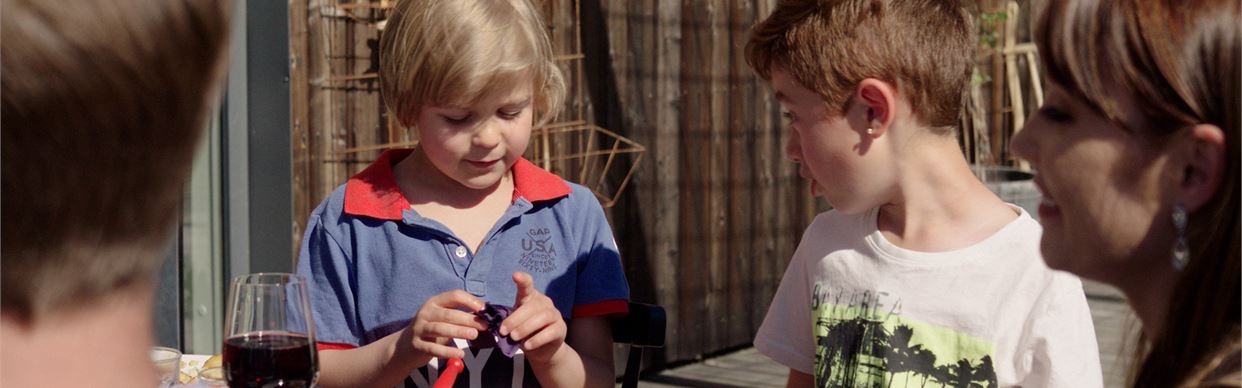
[433,357,464,388]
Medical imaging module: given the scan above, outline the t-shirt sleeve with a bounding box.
[569,192,630,319]
[296,214,364,347]
[753,241,815,375]
[1019,273,1104,387]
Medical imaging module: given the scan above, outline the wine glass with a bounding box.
[223,273,318,388]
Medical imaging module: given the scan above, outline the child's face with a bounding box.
[414,81,534,190]
[771,68,887,213]
[1010,82,1173,284]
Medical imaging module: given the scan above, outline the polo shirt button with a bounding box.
[455,246,468,258]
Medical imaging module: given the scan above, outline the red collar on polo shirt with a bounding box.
[343,149,572,221]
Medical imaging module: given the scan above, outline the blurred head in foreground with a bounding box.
[1,0,231,386]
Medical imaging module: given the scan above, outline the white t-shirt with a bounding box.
[754,206,1102,387]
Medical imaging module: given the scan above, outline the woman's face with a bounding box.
[1010,82,1179,284]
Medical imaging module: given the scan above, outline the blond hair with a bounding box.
[1,0,231,321]
[380,0,565,128]
[745,0,975,134]
[1036,0,1240,386]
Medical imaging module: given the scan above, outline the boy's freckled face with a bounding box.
[414,81,535,190]
[770,68,876,213]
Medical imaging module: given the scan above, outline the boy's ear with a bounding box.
[857,78,896,137]
[1177,123,1226,212]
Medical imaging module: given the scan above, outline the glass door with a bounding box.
[180,105,227,355]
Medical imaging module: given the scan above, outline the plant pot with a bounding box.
[971,165,1041,220]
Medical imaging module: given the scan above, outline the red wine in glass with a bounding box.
[224,273,318,388]
[223,331,315,388]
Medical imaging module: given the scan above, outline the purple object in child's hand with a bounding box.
[472,303,521,357]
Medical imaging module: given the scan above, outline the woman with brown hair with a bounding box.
[1011,0,1240,386]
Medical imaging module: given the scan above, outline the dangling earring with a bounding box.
[1172,204,1189,271]
[866,127,875,135]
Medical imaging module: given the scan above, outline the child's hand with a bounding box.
[499,272,567,364]
[404,290,487,365]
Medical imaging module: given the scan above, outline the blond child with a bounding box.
[296,1,629,387]
[746,0,1102,386]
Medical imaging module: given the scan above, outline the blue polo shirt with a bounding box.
[296,149,629,387]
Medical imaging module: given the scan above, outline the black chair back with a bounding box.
[611,302,666,388]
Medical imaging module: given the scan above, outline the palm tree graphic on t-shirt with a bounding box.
[812,319,998,388]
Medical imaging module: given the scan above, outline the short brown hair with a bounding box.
[1,0,231,321]
[746,0,975,133]
[1036,0,1240,386]
[379,0,565,128]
